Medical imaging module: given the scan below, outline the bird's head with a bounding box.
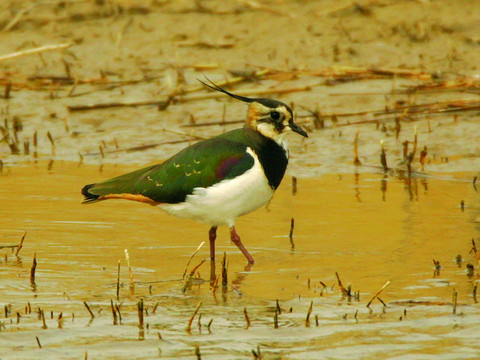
[199,79,308,144]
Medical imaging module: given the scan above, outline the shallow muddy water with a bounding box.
[1,161,480,359]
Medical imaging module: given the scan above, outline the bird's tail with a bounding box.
[81,183,101,203]
[81,164,159,204]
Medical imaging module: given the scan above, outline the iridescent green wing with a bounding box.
[83,129,255,203]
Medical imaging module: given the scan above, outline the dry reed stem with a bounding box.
[3,4,37,32]
[353,130,361,165]
[305,301,313,327]
[380,140,388,171]
[335,272,348,296]
[41,309,47,329]
[83,301,94,319]
[366,281,391,308]
[124,249,134,295]
[0,43,73,62]
[292,176,297,195]
[243,307,250,329]
[182,241,205,279]
[183,259,207,292]
[211,274,220,293]
[110,300,118,325]
[30,252,37,284]
[186,302,202,333]
[273,306,278,329]
[116,259,120,301]
[237,0,295,17]
[471,238,480,270]
[137,298,144,329]
[452,289,458,314]
[289,218,295,250]
[14,231,26,256]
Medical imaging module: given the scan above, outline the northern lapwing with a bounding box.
[81,80,308,264]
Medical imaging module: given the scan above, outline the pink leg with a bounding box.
[230,226,255,264]
[209,226,217,261]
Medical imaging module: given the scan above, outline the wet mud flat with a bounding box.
[1,162,480,359]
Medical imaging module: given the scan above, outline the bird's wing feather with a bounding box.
[82,136,254,204]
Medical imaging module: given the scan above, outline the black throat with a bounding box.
[254,136,288,190]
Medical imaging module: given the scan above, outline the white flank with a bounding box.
[159,148,274,226]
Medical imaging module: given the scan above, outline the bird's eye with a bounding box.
[270,111,280,120]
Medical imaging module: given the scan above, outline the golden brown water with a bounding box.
[1,161,480,359]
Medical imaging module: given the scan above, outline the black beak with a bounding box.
[289,121,308,138]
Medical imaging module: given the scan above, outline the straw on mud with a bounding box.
[0,43,73,62]
[473,176,478,192]
[83,301,95,319]
[289,218,295,250]
[30,252,37,284]
[353,130,361,165]
[186,302,202,333]
[36,336,42,348]
[473,284,478,303]
[116,259,120,301]
[276,299,282,315]
[243,307,251,329]
[305,301,313,327]
[152,301,159,314]
[366,281,391,308]
[452,289,458,314]
[292,176,297,195]
[207,318,213,333]
[124,249,134,295]
[182,241,205,279]
[15,231,26,256]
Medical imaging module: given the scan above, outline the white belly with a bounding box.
[158,148,274,226]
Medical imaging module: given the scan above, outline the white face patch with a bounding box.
[249,103,293,146]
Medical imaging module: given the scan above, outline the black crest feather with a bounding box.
[198,76,254,103]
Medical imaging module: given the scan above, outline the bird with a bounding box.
[81,80,308,264]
